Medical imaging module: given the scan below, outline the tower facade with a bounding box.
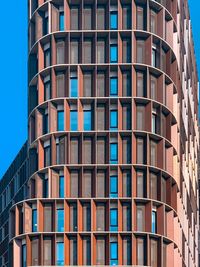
[9,0,199,266]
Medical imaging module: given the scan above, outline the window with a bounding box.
[59,176,64,198]
[123,237,131,264]
[43,12,48,35]
[57,209,64,232]
[43,177,48,198]
[110,44,118,63]
[56,72,65,97]
[83,73,92,97]
[122,72,131,96]
[96,171,106,197]
[70,76,78,97]
[137,40,145,63]
[56,40,65,64]
[152,108,157,134]
[137,6,144,30]
[32,238,39,265]
[97,6,105,30]
[96,237,105,264]
[150,239,158,267]
[137,171,144,197]
[70,138,79,164]
[122,137,131,164]
[70,40,79,63]
[136,105,145,130]
[84,110,92,131]
[110,143,118,164]
[43,110,49,134]
[137,205,145,231]
[97,72,105,96]
[122,5,131,29]
[22,244,26,267]
[110,110,118,130]
[150,75,157,100]
[32,209,37,232]
[83,40,92,63]
[70,110,78,131]
[43,238,52,265]
[69,203,77,231]
[97,40,105,63]
[150,10,157,34]
[57,110,64,131]
[137,137,145,164]
[44,141,51,167]
[150,173,157,199]
[137,71,145,97]
[56,242,64,266]
[122,39,131,63]
[110,240,118,265]
[70,7,79,30]
[110,175,118,197]
[96,204,105,231]
[97,137,105,163]
[110,10,118,29]
[70,237,77,265]
[82,171,92,196]
[70,171,79,197]
[83,237,91,265]
[83,7,92,30]
[59,12,64,31]
[123,204,131,231]
[123,171,131,197]
[97,105,105,130]
[44,76,51,100]
[137,238,145,265]
[152,46,157,67]
[44,204,52,232]
[161,177,166,203]
[122,104,131,130]
[150,140,157,166]
[152,210,157,233]
[110,77,118,96]
[44,44,50,68]
[83,203,91,231]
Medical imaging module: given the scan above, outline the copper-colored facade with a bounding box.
[1,0,199,266]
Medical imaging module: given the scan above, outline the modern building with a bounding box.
[0,0,199,266]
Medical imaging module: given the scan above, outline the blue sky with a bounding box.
[0,1,200,178]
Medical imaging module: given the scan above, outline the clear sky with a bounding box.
[0,1,199,178]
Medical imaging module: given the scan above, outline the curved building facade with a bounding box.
[9,0,199,266]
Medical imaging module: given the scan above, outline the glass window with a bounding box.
[43,112,49,134]
[59,176,64,198]
[97,40,105,63]
[83,73,92,97]
[59,12,64,31]
[150,140,157,166]
[70,238,77,265]
[110,110,118,130]
[122,39,131,63]
[110,44,118,63]
[22,244,26,267]
[122,72,131,96]
[110,241,118,265]
[137,40,145,64]
[84,110,92,131]
[137,71,145,97]
[56,242,64,266]
[56,40,65,64]
[161,177,166,203]
[152,47,157,67]
[70,77,78,97]
[32,209,37,232]
[110,77,118,96]
[136,105,145,130]
[122,5,131,29]
[97,72,105,96]
[83,237,91,265]
[43,178,48,198]
[110,176,118,197]
[110,208,118,231]
[43,15,48,35]
[44,143,51,167]
[110,143,118,164]
[83,40,92,63]
[137,171,144,197]
[70,110,78,131]
[150,10,157,34]
[70,40,79,63]
[83,7,92,30]
[152,109,157,134]
[151,239,158,267]
[110,11,118,29]
[57,209,64,232]
[44,47,50,68]
[137,6,144,30]
[137,238,145,265]
[57,111,64,131]
[123,171,131,197]
[137,205,145,231]
[152,210,157,233]
[150,75,157,100]
[137,138,145,164]
[150,173,157,199]
[97,6,105,30]
[44,79,51,100]
[70,7,79,30]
